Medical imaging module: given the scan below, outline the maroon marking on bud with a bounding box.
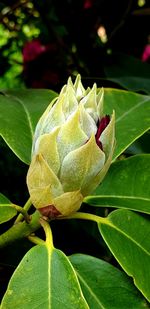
[39,205,61,219]
[95,115,110,149]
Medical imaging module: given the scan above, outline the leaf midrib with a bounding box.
[116,96,150,123]
[88,195,150,201]
[75,271,106,309]
[47,246,51,309]
[102,221,150,257]
[11,95,34,139]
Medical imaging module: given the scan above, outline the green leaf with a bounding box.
[103,89,150,160]
[104,53,150,94]
[127,131,150,155]
[1,244,88,309]
[70,254,148,309]
[0,193,10,204]
[0,193,17,224]
[0,89,57,164]
[99,209,150,302]
[84,154,150,214]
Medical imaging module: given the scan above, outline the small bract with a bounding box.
[27,75,115,218]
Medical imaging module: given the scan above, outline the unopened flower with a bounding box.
[27,75,115,218]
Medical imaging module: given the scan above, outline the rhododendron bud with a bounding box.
[27,75,115,218]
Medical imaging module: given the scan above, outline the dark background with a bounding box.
[0,0,149,91]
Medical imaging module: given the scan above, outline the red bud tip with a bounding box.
[39,205,61,219]
[95,115,110,149]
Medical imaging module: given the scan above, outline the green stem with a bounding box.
[28,235,45,246]
[0,210,110,249]
[14,197,32,224]
[40,218,53,249]
[0,202,30,223]
[0,210,41,249]
[12,204,31,223]
[61,212,109,224]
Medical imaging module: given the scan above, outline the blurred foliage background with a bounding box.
[0,0,149,91]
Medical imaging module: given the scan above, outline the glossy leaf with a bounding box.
[1,244,88,309]
[0,193,10,204]
[0,89,57,164]
[70,254,148,309]
[104,53,150,94]
[0,193,17,224]
[84,154,150,214]
[127,132,150,155]
[99,209,150,302]
[103,89,150,160]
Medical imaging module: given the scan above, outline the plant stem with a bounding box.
[0,210,110,249]
[12,204,31,223]
[0,210,41,249]
[40,218,53,249]
[60,212,109,224]
[28,235,45,246]
[14,197,32,224]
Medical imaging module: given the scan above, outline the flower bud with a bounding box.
[27,75,115,218]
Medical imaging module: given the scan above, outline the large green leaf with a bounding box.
[0,193,11,204]
[99,209,150,302]
[103,89,150,160]
[1,244,88,309]
[70,254,148,309]
[0,89,57,164]
[84,154,150,214]
[104,53,150,94]
[0,193,17,224]
[127,132,150,155]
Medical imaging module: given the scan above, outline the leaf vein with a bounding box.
[12,95,34,139]
[116,96,150,123]
[107,223,150,256]
[76,271,106,309]
[90,195,150,201]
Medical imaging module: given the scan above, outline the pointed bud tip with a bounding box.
[95,115,110,149]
